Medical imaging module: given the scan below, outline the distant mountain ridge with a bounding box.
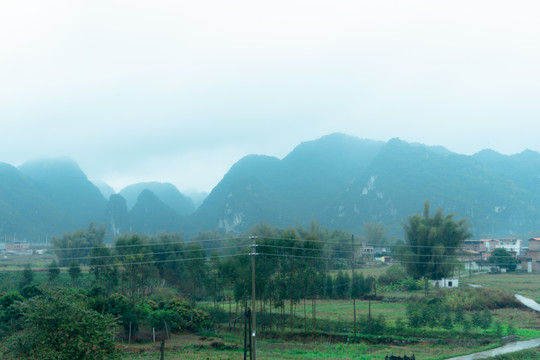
[119,182,195,215]
[186,134,540,238]
[1,133,539,240]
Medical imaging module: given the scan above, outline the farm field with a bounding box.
[462,273,540,303]
[119,332,503,360]
[2,253,540,360]
[119,286,540,360]
[0,253,56,270]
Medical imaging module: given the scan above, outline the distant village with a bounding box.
[461,237,540,273]
[2,235,539,275]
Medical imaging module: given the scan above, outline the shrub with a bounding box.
[378,265,407,286]
[394,317,406,332]
[506,324,516,336]
[441,313,453,330]
[400,277,420,292]
[357,313,387,334]
[441,287,520,311]
[480,309,492,329]
[3,289,119,360]
[406,298,445,328]
[153,298,211,332]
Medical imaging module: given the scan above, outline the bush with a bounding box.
[3,289,119,360]
[378,265,407,286]
[151,298,211,332]
[406,298,445,328]
[400,277,421,292]
[88,293,137,331]
[394,317,406,332]
[441,313,453,330]
[441,287,520,311]
[0,291,24,334]
[357,313,387,334]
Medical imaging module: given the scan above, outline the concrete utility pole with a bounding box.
[249,236,258,360]
[351,234,357,340]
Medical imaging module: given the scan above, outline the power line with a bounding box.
[2,253,246,272]
[50,236,243,252]
[3,244,246,264]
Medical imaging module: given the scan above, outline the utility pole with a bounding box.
[351,234,357,341]
[249,236,258,360]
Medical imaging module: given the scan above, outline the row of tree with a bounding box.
[43,201,475,332]
[48,225,379,331]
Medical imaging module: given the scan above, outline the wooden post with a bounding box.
[160,338,165,360]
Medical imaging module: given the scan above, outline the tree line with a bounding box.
[45,222,384,331]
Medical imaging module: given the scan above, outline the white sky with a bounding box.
[1,1,539,193]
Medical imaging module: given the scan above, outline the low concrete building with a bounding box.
[431,277,459,288]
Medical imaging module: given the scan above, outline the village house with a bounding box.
[6,241,30,253]
[462,238,522,256]
[496,237,522,256]
[521,238,540,272]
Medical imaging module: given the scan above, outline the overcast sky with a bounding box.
[1,1,539,193]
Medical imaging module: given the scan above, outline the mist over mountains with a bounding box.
[1,133,539,241]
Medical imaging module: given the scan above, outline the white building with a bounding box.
[431,278,459,288]
[496,237,522,256]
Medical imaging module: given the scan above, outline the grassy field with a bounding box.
[120,288,540,359]
[0,253,57,270]
[119,271,540,359]
[2,257,538,360]
[119,332,505,360]
[462,272,540,302]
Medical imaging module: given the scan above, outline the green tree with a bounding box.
[89,245,119,291]
[47,260,60,283]
[361,222,392,247]
[351,271,366,298]
[52,223,106,266]
[68,260,82,286]
[400,200,471,279]
[183,242,207,301]
[325,274,334,299]
[4,289,119,360]
[489,248,518,272]
[335,270,350,299]
[327,229,353,269]
[19,264,34,290]
[0,291,24,332]
[150,232,185,288]
[116,234,160,311]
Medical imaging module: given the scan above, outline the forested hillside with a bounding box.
[1,134,540,240]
